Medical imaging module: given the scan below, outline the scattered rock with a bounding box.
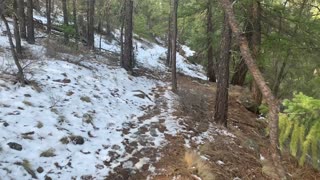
[66,91,74,96]
[3,122,9,127]
[24,94,32,97]
[69,135,85,145]
[111,145,121,151]
[40,148,56,157]
[80,96,91,103]
[37,167,44,173]
[45,175,52,180]
[7,142,22,151]
[53,78,71,83]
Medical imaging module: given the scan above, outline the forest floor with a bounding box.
[1,18,320,179]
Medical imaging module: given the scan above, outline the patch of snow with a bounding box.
[216,160,225,165]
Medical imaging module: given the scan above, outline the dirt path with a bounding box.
[105,71,320,180]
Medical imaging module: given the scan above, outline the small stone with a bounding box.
[37,167,44,173]
[45,175,52,180]
[111,145,121,150]
[24,94,31,97]
[70,136,85,145]
[3,122,9,127]
[7,142,22,151]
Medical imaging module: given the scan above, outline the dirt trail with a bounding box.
[106,72,320,180]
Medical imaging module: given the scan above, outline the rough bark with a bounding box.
[62,0,69,43]
[17,0,26,39]
[207,0,216,82]
[171,0,178,92]
[26,0,35,44]
[1,15,25,84]
[214,14,232,127]
[46,0,52,34]
[218,0,286,178]
[122,0,133,72]
[87,0,95,49]
[13,0,22,55]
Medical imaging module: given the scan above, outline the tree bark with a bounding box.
[62,0,69,43]
[166,0,172,67]
[46,0,52,34]
[171,0,178,92]
[13,0,22,55]
[207,0,216,82]
[231,57,248,86]
[72,0,79,48]
[122,0,133,72]
[26,0,35,44]
[1,15,25,84]
[87,0,95,49]
[214,13,232,127]
[17,0,26,39]
[218,0,286,178]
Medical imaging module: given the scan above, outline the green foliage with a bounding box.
[60,24,76,37]
[279,93,320,169]
[258,103,269,116]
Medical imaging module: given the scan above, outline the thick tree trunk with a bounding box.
[17,0,26,39]
[207,0,216,82]
[214,14,232,127]
[218,0,286,178]
[122,0,133,72]
[62,0,69,43]
[171,0,178,92]
[1,15,25,84]
[46,0,51,34]
[87,0,95,49]
[26,0,35,44]
[13,0,22,55]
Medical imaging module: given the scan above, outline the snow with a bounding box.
[0,16,210,179]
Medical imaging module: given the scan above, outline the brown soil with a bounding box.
[106,73,320,180]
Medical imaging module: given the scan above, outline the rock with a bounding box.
[45,175,52,180]
[7,142,22,151]
[3,122,9,127]
[70,136,85,145]
[111,145,121,151]
[37,167,44,173]
[24,94,32,97]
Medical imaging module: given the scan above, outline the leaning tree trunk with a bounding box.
[122,0,133,72]
[207,0,216,82]
[218,0,286,178]
[1,15,25,84]
[171,0,178,92]
[17,0,26,39]
[214,13,232,127]
[26,0,35,44]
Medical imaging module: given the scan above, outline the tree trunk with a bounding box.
[26,0,35,44]
[17,0,26,39]
[13,0,22,55]
[166,0,172,67]
[72,0,79,48]
[122,0,133,72]
[62,0,69,43]
[231,58,247,86]
[207,0,216,82]
[46,0,51,34]
[1,15,25,84]
[87,0,95,49]
[171,0,178,92]
[218,0,286,178]
[250,0,263,106]
[214,13,232,127]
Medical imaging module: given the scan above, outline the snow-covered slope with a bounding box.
[0,16,207,179]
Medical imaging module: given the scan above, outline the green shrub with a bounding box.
[279,92,320,169]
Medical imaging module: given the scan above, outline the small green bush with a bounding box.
[279,92,320,169]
